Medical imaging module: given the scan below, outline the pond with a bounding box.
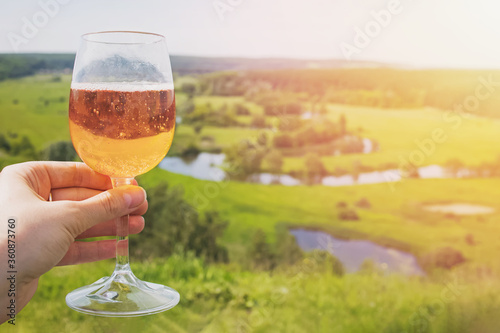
[424,203,495,215]
[159,153,451,187]
[321,164,445,187]
[290,229,425,276]
[159,153,226,181]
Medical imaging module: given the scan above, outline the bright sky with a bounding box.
[1,0,500,68]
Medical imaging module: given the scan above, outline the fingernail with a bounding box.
[123,187,146,208]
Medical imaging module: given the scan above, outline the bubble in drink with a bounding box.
[69,83,175,178]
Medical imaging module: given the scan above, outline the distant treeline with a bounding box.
[0,53,380,78]
[168,56,378,74]
[0,54,75,81]
[199,69,500,117]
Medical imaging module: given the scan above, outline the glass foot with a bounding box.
[66,266,180,317]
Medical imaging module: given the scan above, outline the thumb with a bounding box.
[66,186,146,237]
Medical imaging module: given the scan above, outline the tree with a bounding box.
[0,133,11,152]
[444,158,464,178]
[179,97,195,115]
[193,122,204,135]
[224,140,265,180]
[339,113,347,136]
[130,182,228,262]
[265,150,283,174]
[235,103,250,115]
[250,229,275,270]
[319,103,328,114]
[420,247,466,270]
[355,198,371,209]
[305,153,326,183]
[402,162,420,179]
[278,117,303,132]
[359,259,381,275]
[295,126,317,147]
[11,135,36,158]
[352,159,361,183]
[251,115,266,128]
[256,131,268,147]
[309,250,344,276]
[273,134,293,148]
[181,82,197,98]
[264,102,302,116]
[41,141,77,161]
[187,211,229,263]
[338,208,360,221]
[275,227,303,266]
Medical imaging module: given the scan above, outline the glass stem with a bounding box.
[111,177,134,273]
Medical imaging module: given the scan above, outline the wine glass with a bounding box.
[66,31,180,316]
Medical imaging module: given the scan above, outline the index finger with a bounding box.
[45,162,112,190]
[10,161,112,191]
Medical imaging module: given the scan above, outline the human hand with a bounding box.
[0,162,148,323]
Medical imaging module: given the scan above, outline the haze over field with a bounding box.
[1,0,500,68]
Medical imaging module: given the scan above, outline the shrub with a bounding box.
[235,103,250,115]
[193,122,203,135]
[41,141,76,161]
[336,202,348,208]
[131,182,228,263]
[224,140,265,180]
[359,259,382,275]
[264,150,283,174]
[250,229,275,270]
[465,234,476,246]
[338,209,360,221]
[257,131,268,147]
[251,115,266,128]
[307,250,345,276]
[0,133,11,152]
[355,198,371,209]
[264,102,302,116]
[305,153,327,178]
[273,134,293,148]
[181,82,197,96]
[181,143,200,157]
[278,116,303,132]
[11,135,36,158]
[420,247,466,270]
[275,227,303,266]
[200,135,215,143]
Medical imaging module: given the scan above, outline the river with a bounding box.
[290,229,424,276]
[159,153,450,187]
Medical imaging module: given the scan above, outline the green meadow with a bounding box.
[3,74,500,332]
[285,104,500,173]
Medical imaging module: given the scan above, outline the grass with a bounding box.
[3,75,500,264]
[199,126,261,146]
[194,95,264,115]
[139,168,500,265]
[181,95,500,174]
[3,77,500,173]
[0,76,262,157]
[3,75,500,261]
[0,75,72,149]
[284,104,500,173]
[4,74,500,332]
[16,251,500,333]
